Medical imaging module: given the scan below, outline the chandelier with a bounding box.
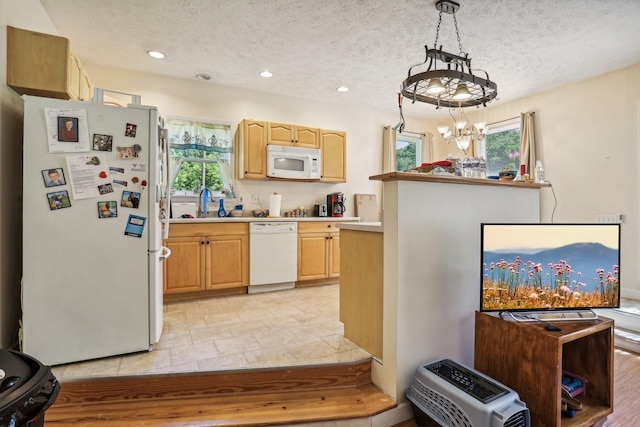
[437,108,487,154]
[400,0,497,109]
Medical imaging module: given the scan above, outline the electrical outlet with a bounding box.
[238,195,244,204]
[252,195,261,204]
[596,214,623,224]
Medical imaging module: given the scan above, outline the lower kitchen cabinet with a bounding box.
[297,222,340,282]
[164,236,206,293]
[163,223,248,297]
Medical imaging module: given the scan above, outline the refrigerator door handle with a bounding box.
[159,246,171,261]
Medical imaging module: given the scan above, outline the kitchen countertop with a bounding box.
[170,216,360,224]
[369,172,550,187]
[337,222,383,233]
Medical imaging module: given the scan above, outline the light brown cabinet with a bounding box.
[474,312,613,427]
[7,26,93,100]
[320,129,346,183]
[236,120,267,179]
[268,122,320,148]
[297,222,340,282]
[163,223,248,297]
[339,229,383,360]
[237,119,346,182]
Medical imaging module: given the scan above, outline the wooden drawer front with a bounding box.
[298,222,338,234]
[169,222,248,237]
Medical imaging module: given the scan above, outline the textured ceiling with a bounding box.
[39,0,640,120]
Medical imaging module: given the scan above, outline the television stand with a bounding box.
[474,311,613,427]
[501,310,598,323]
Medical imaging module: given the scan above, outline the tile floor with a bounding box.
[52,284,371,381]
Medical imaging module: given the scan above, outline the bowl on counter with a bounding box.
[498,170,517,181]
[230,209,244,217]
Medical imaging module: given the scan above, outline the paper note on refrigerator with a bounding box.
[44,108,91,153]
[65,153,111,200]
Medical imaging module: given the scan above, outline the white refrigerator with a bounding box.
[21,95,171,366]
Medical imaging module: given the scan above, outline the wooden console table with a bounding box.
[474,311,613,427]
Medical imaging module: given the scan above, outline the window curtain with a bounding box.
[169,157,183,186]
[382,126,397,172]
[421,133,433,164]
[520,112,537,176]
[164,117,232,154]
[217,159,236,198]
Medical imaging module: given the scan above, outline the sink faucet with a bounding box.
[198,187,213,217]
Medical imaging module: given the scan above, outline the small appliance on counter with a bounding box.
[314,204,328,217]
[327,192,346,217]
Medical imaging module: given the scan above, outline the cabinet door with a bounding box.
[328,232,340,278]
[68,53,82,100]
[295,125,320,148]
[298,233,329,280]
[206,234,247,289]
[242,120,267,179]
[79,65,93,101]
[163,237,206,294]
[267,122,296,146]
[321,130,346,182]
[6,26,73,99]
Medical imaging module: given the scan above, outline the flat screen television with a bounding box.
[480,223,620,313]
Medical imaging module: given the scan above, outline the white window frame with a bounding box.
[477,118,521,176]
[164,115,233,198]
[395,133,423,170]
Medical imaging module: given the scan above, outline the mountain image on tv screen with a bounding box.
[481,224,620,312]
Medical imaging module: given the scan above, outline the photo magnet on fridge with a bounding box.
[124,214,146,237]
[42,168,66,187]
[97,201,118,218]
[92,134,113,151]
[125,123,137,137]
[57,117,79,142]
[47,190,71,210]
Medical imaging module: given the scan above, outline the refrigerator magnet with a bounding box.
[57,117,79,142]
[92,134,113,152]
[42,168,66,187]
[116,146,139,159]
[98,183,114,195]
[97,201,118,218]
[125,123,137,138]
[46,190,71,210]
[121,191,141,208]
[124,214,146,238]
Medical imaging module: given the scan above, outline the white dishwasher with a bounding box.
[249,222,298,293]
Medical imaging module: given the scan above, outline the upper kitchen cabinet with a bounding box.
[268,122,320,148]
[236,119,267,179]
[6,26,93,101]
[320,129,346,183]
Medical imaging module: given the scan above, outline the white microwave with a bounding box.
[266,145,321,180]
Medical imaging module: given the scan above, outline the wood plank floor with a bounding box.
[45,358,396,426]
[45,348,639,426]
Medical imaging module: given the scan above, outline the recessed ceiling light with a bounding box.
[147,50,166,59]
[260,70,273,78]
[196,73,212,81]
[337,86,349,92]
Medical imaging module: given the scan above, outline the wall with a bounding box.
[431,65,640,298]
[85,65,426,216]
[0,0,60,348]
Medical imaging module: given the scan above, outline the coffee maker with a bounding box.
[326,192,345,217]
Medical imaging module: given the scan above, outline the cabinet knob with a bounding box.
[201,241,205,245]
